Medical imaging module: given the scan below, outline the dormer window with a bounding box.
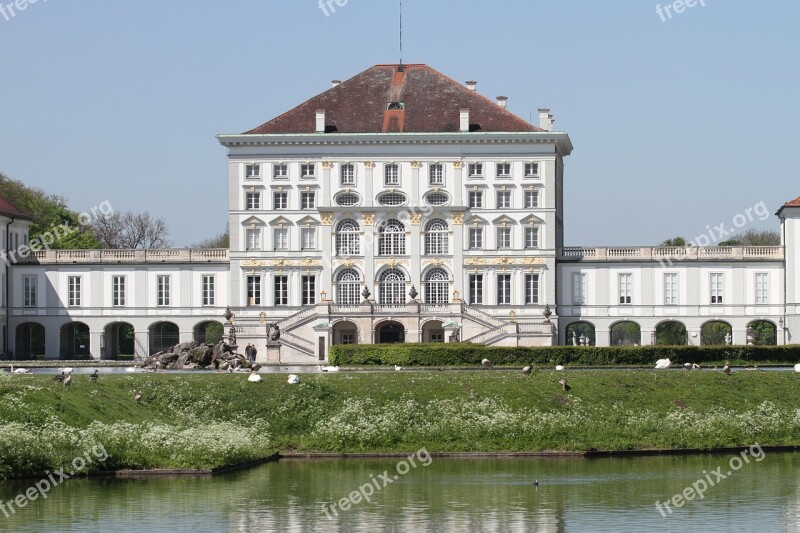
[387,102,405,110]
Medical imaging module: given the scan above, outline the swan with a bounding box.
[555,365,564,371]
[9,365,31,374]
[522,366,532,375]
[655,358,672,369]
[320,366,339,372]
[683,363,692,371]
[722,365,731,375]
[248,372,262,383]
[125,367,139,373]
[394,365,402,371]
[692,363,701,370]
[59,367,74,375]
[794,363,800,373]
[287,374,301,385]
[481,358,492,369]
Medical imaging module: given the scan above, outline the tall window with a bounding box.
[469,274,483,304]
[468,191,484,209]
[246,191,261,210]
[378,219,406,255]
[497,227,512,249]
[301,227,316,250]
[496,163,511,177]
[379,268,406,305]
[112,275,126,307]
[710,273,723,304]
[524,227,539,249]
[664,273,678,305]
[245,164,260,179]
[496,190,512,209]
[429,164,444,185]
[273,228,289,251]
[336,219,360,255]
[247,275,261,306]
[202,275,215,306]
[273,164,288,178]
[497,274,511,305]
[274,275,288,306]
[23,275,36,308]
[755,273,769,304]
[340,164,355,185]
[68,276,82,307]
[273,191,288,210]
[572,273,586,305]
[157,275,170,307]
[469,227,483,249]
[302,276,316,306]
[301,191,316,210]
[468,163,483,177]
[384,164,399,186]
[300,163,316,178]
[245,228,261,251]
[525,274,540,305]
[524,190,539,208]
[424,268,449,304]
[424,218,449,255]
[619,274,632,304]
[337,269,361,305]
[524,162,539,177]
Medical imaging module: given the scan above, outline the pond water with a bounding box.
[2,452,799,532]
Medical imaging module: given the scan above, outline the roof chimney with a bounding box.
[331,80,341,88]
[459,109,470,132]
[315,110,326,133]
[496,96,508,108]
[465,80,477,92]
[548,113,555,130]
[538,108,551,131]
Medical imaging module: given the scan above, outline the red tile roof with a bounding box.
[245,64,543,135]
[0,195,32,221]
[784,196,800,208]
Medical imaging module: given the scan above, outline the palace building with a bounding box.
[5,63,800,360]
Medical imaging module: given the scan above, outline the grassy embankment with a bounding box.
[1,369,800,478]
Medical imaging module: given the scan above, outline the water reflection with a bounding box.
[2,454,799,532]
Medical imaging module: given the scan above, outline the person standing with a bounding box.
[245,343,253,364]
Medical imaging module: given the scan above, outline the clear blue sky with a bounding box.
[1,0,797,247]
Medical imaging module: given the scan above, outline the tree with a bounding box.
[90,211,171,249]
[722,229,781,247]
[660,237,688,247]
[193,228,229,249]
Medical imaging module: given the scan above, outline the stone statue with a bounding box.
[449,330,460,343]
[725,332,732,345]
[268,323,281,342]
[572,331,577,346]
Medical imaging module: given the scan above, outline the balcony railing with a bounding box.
[558,246,783,262]
[17,249,229,264]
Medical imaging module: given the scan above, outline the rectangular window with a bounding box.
[300,163,316,178]
[340,164,355,185]
[572,273,586,305]
[469,274,483,304]
[497,274,511,305]
[157,275,170,307]
[468,163,483,177]
[496,190,512,209]
[245,228,261,251]
[524,162,539,177]
[710,273,723,304]
[245,164,260,179]
[524,227,539,249]
[301,227,316,250]
[524,189,540,208]
[429,164,444,185]
[525,274,540,305]
[202,275,215,306]
[496,163,511,177]
[497,227,512,249]
[23,275,36,308]
[619,273,632,304]
[274,275,288,306]
[384,164,399,185]
[112,275,126,307]
[246,191,261,210]
[301,191,316,210]
[273,164,288,178]
[755,273,769,304]
[302,275,316,306]
[247,275,261,306]
[469,227,483,249]
[341,333,355,345]
[664,273,678,305]
[273,192,288,210]
[273,228,289,251]
[468,191,484,209]
[68,276,81,307]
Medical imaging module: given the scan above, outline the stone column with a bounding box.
[320,162,332,207]
[90,330,104,360]
[320,214,333,298]
[451,213,464,299]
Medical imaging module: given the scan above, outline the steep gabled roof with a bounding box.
[776,195,800,217]
[245,64,542,135]
[0,195,33,221]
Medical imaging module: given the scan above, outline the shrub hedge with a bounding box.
[329,343,800,367]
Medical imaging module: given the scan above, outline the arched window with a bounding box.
[425,218,449,255]
[424,268,449,304]
[379,268,406,305]
[378,219,406,256]
[336,269,361,305]
[336,219,360,256]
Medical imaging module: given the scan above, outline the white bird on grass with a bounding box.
[655,358,672,370]
[481,358,492,369]
[318,365,339,372]
[63,374,72,387]
[287,374,301,385]
[522,366,532,375]
[722,365,731,375]
[555,365,565,371]
[59,367,74,375]
[125,366,140,373]
[9,364,31,374]
[394,365,402,371]
[247,371,262,383]
[794,363,800,373]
